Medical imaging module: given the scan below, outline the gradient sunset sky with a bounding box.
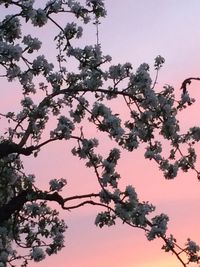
[2,1,200,267]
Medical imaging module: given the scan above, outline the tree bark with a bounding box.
[0,190,65,224]
[0,141,34,159]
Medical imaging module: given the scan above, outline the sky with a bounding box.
[2,1,200,267]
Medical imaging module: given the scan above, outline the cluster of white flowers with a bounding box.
[86,0,107,18]
[21,200,67,256]
[144,141,162,161]
[147,214,169,241]
[6,64,21,81]
[31,9,48,27]
[22,35,42,53]
[188,127,200,141]
[67,45,101,68]
[26,202,43,217]
[64,22,83,40]
[186,239,200,254]
[129,63,152,93]
[179,91,195,107]
[50,116,74,139]
[95,211,116,228]
[47,72,63,91]
[101,148,121,188]
[160,160,179,179]
[71,3,90,23]
[99,189,112,204]
[49,178,67,191]
[72,138,99,160]
[32,55,54,75]
[21,0,34,5]
[91,102,125,140]
[124,185,137,200]
[185,239,200,263]
[154,55,165,70]
[70,97,89,123]
[31,247,45,262]
[21,97,35,109]
[108,63,132,81]
[0,15,21,42]
[46,0,62,13]
[0,43,22,63]
[114,187,155,227]
[19,71,35,93]
[0,225,16,266]
[82,68,104,90]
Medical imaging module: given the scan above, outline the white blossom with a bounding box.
[125,185,137,200]
[64,23,83,39]
[51,116,74,139]
[190,127,200,141]
[0,42,22,62]
[32,55,54,75]
[31,9,48,27]
[31,247,45,262]
[186,239,200,254]
[6,65,21,81]
[23,35,42,52]
[49,178,67,191]
[154,55,165,69]
[0,15,21,42]
[147,214,169,240]
[46,0,62,13]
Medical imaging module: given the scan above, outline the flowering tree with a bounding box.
[1,0,200,266]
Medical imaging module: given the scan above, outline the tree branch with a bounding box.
[180,77,200,93]
[0,190,65,224]
[63,200,109,210]
[0,141,34,159]
[0,189,101,224]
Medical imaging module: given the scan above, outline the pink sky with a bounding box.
[2,1,200,267]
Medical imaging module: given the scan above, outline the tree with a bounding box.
[0,0,200,266]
